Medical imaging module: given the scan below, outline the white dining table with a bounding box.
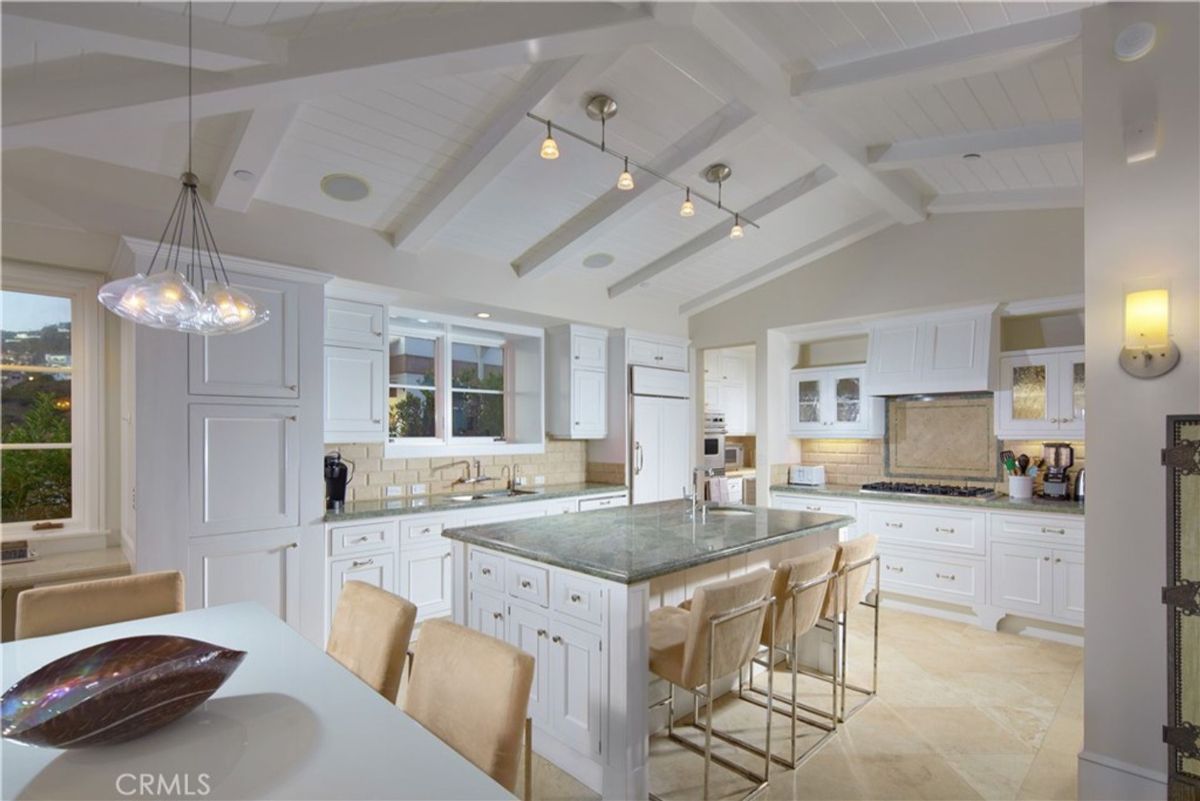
[1,602,514,801]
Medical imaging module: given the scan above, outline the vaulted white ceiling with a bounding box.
[1,1,1089,315]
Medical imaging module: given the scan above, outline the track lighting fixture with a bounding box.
[540,120,559,160]
[730,214,745,240]
[617,157,634,191]
[680,187,695,217]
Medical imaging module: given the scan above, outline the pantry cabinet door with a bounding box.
[187,530,300,626]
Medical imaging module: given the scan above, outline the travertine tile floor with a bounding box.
[515,606,1083,801]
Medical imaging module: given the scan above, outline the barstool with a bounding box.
[647,568,775,801]
[738,547,841,768]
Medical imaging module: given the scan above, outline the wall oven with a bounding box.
[703,411,727,470]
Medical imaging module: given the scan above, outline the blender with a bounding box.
[1041,442,1074,499]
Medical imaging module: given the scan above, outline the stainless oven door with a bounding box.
[703,434,725,468]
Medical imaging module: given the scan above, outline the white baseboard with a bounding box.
[881,592,1084,646]
[1078,750,1168,801]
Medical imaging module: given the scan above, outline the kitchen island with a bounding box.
[444,500,852,800]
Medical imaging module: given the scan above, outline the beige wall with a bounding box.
[1079,4,1199,797]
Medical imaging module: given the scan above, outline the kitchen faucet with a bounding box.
[687,466,719,522]
[433,460,495,487]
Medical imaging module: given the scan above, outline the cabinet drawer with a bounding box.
[470,549,506,595]
[328,520,398,556]
[876,548,985,604]
[552,571,604,626]
[578,494,625,512]
[863,503,985,554]
[401,518,446,547]
[507,559,550,607]
[773,495,856,517]
[989,512,1084,548]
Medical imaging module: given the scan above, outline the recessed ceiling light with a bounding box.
[963,153,982,160]
[582,253,615,269]
[320,173,370,202]
[233,169,255,182]
[475,312,492,319]
[1114,22,1156,61]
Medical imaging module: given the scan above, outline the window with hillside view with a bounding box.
[451,342,505,439]
[388,334,438,439]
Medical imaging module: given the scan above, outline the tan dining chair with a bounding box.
[405,618,535,800]
[814,533,881,722]
[739,547,841,768]
[326,581,417,704]
[15,570,184,640]
[648,568,776,801]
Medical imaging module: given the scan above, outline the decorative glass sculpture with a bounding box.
[1,635,245,748]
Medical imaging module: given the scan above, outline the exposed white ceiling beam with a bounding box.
[389,58,581,252]
[659,10,926,225]
[3,4,667,147]
[868,120,1082,172]
[209,105,298,213]
[607,165,836,299]
[678,213,894,315]
[2,3,286,71]
[926,186,1083,214]
[512,100,759,278]
[792,12,1082,101]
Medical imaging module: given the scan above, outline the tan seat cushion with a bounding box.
[326,581,417,704]
[763,547,838,646]
[822,534,879,618]
[648,606,690,687]
[15,570,184,640]
[405,618,534,794]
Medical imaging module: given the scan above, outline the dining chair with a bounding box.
[405,618,535,801]
[326,581,417,704]
[739,547,841,768]
[15,570,184,640]
[647,568,776,801]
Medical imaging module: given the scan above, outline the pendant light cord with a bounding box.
[187,0,193,175]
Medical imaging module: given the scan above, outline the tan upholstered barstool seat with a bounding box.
[326,581,417,704]
[15,570,184,640]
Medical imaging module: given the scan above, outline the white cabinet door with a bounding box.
[324,346,386,436]
[866,320,924,393]
[187,530,300,625]
[399,543,453,622]
[657,341,688,371]
[1056,351,1085,438]
[189,404,299,536]
[329,550,397,633]
[570,368,606,438]
[722,382,749,435]
[549,619,603,758]
[922,313,990,389]
[718,353,749,384]
[189,272,299,398]
[996,352,1060,437]
[507,601,551,726]
[659,397,691,501]
[626,337,660,367]
[632,396,663,504]
[324,298,385,348]
[826,367,868,435]
[1052,549,1085,624]
[989,542,1053,617]
[469,590,507,640]
[788,369,827,435]
[572,330,607,369]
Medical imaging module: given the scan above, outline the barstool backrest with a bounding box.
[682,569,774,689]
[764,547,838,645]
[822,534,879,618]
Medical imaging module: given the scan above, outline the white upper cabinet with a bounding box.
[703,349,754,434]
[324,346,386,437]
[189,271,299,399]
[626,331,688,371]
[865,305,999,395]
[788,365,883,438]
[546,324,608,440]
[324,298,385,348]
[995,347,1085,439]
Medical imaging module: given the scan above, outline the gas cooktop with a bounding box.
[859,481,997,499]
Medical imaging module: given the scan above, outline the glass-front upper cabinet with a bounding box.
[995,347,1085,438]
[794,377,823,425]
[788,365,883,438]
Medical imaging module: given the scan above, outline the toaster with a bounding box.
[788,465,826,486]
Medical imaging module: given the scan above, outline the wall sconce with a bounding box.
[1120,288,1180,378]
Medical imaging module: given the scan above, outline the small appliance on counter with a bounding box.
[788,465,826,487]
[1041,442,1074,499]
[324,451,355,511]
[1072,467,1086,502]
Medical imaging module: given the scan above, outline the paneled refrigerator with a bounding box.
[629,366,691,504]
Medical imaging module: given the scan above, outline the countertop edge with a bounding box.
[324,483,629,523]
[768,484,1085,516]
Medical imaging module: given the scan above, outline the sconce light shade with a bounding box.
[1120,288,1180,378]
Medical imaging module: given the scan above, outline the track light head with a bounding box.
[617,156,634,191]
[540,120,559,160]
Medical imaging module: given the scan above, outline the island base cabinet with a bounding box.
[469,589,507,641]
[548,619,604,759]
[187,530,300,626]
[507,601,551,726]
[400,543,453,622]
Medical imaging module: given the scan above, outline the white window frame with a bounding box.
[387,328,443,446]
[1,261,104,539]
[448,333,510,445]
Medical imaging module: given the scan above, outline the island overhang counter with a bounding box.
[443,499,853,800]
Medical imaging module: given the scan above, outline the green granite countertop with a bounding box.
[324,482,628,523]
[444,499,851,584]
[769,483,1085,516]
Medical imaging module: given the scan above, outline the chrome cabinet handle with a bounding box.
[1054,557,1062,564]
[935,572,956,581]
[537,629,548,637]
[551,635,563,644]
[372,419,381,424]
[806,505,821,512]
[885,565,904,573]
[885,521,903,528]
[286,415,298,421]
[520,579,533,589]
[287,384,297,391]
[1043,556,1051,562]
[635,442,644,475]
[493,612,503,620]
[570,593,582,603]
[574,355,580,360]
[352,535,370,543]
[935,527,956,534]
[1041,526,1066,535]
[351,558,374,568]
[286,542,299,549]
[481,567,492,576]
[421,527,432,534]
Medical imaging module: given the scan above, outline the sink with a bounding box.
[703,506,756,517]
[448,489,538,502]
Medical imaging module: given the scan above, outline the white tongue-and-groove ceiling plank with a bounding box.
[511,100,758,279]
[210,104,299,212]
[389,57,581,252]
[926,185,1082,214]
[606,165,837,299]
[869,119,1082,171]
[2,2,286,71]
[3,3,667,147]
[791,10,1081,102]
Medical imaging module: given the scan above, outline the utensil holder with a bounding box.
[1008,475,1033,500]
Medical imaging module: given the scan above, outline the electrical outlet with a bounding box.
[385,485,404,497]
[515,476,528,487]
[410,483,427,496]
[410,497,428,509]
[534,475,546,486]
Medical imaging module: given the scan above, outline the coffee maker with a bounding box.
[325,451,355,511]
[1041,442,1074,499]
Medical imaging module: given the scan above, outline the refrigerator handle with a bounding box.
[634,442,644,475]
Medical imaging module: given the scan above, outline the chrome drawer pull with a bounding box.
[537,629,548,637]
[1043,556,1051,562]
[493,612,503,620]
[806,506,820,512]
[421,527,432,534]
[935,527,956,534]
[885,521,903,528]
[352,536,370,543]
[935,572,956,581]
[1054,557,1062,564]
[480,567,493,576]
[1041,526,1066,535]
[351,558,374,568]
[552,635,563,644]
[885,565,904,573]
[570,593,582,603]
[520,579,533,589]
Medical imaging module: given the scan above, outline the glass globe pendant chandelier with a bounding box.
[98,3,266,336]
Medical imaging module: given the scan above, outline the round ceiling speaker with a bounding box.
[320,173,370,202]
[582,253,615,269]
[1114,22,1156,62]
